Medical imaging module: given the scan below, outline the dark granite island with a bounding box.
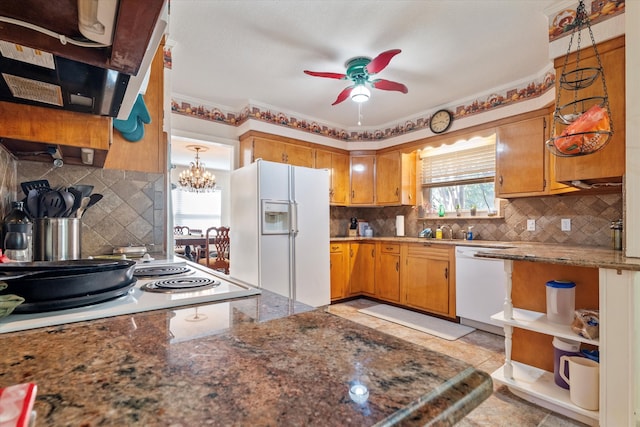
[0,292,492,426]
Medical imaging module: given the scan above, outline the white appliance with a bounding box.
[230,160,330,307]
[455,246,507,335]
[0,259,260,334]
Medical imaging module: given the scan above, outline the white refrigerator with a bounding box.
[229,160,330,307]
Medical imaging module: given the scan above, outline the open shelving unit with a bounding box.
[490,309,599,426]
[490,258,600,427]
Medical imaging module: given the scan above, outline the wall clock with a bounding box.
[429,109,453,134]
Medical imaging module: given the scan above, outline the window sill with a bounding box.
[418,213,504,220]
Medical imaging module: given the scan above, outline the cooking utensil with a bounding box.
[20,180,50,196]
[41,190,66,218]
[75,197,91,218]
[11,279,136,313]
[81,193,103,217]
[0,260,136,305]
[60,190,75,217]
[26,189,39,218]
[87,193,103,208]
[71,184,94,198]
[67,187,83,217]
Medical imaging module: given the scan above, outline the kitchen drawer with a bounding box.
[330,243,344,253]
[380,243,400,254]
[406,243,450,261]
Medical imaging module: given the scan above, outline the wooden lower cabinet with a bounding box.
[348,242,375,296]
[375,243,400,302]
[329,243,349,301]
[401,244,455,318]
[330,240,455,318]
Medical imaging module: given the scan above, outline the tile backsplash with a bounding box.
[331,192,622,248]
[6,159,166,257]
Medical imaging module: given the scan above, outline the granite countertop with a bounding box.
[331,236,515,248]
[474,244,640,271]
[0,291,492,426]
[331,236,640,271]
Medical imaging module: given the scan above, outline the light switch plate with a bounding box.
[561,218,571,231]
[527,219,535,231]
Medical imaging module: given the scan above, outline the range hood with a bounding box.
[0,0,166,119]
[0,43,130,116]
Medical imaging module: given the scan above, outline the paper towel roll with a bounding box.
[396,215,405,236]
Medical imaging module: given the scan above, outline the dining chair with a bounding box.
[173,225,191,259]
[197,226,230,274]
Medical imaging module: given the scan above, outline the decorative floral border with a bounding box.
[548,0,625,42]
[170,69,554,142]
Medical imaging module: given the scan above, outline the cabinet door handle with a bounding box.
[350,248,353,257]
[444,267,448,280]
[352,190,355,199]
[499,175,503,185]
[371,249,375,258]
[395,187,399,196]
[331,245,339,250]
[395,261,399,272]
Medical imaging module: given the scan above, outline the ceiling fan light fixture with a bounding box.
[351,85,370,103]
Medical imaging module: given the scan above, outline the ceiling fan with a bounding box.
[304,49,408,105]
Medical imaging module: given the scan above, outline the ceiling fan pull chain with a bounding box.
[357,103,363,126]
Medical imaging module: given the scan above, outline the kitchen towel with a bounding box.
[396,215,405,236]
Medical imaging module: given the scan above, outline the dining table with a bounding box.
[174,235,207,262]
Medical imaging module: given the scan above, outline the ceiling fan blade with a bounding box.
[365,49,402,74]
[304,70,347,80]
[332,86,355,105]
[371,79,408,94]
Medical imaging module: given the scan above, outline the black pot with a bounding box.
[0,260,136,304]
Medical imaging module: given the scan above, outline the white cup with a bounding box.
[559,355,599,410]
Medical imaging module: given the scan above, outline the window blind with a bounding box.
[421,136,496,187]
[172,189,222,231]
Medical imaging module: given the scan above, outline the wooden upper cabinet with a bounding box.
[284,143,314,168]
[496,116,547,197]
[252,138,288,164]
[553,35,625,184]
[239,132,314,168]
[376,151,416,206]
[104,42,166,173]
[350,155,376,205]
[315,150,349,206]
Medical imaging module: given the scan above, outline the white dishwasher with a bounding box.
[455,246,507,335]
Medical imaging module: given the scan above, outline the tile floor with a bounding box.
[327,299,589,427]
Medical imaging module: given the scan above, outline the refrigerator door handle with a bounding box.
[290,202,299,235]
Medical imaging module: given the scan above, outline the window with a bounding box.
[172,189,221,231]
[420,135,496,214]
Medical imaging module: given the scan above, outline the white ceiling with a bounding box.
[168,0,558,167]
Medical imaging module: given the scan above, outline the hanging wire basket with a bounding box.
[546,0,614,157]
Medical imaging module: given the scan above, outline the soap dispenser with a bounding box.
[435,226,443,240]
[466,226,474,241]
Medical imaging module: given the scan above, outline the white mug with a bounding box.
[559,355,599,410]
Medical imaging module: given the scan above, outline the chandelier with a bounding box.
[178,146,216,192]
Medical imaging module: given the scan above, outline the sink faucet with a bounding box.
[440,224,453,240]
